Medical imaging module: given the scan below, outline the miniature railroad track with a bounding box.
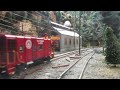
[15,48,92,79]
[17,49,90,79]
[8,49,86,79]
[0,48,91,79]
[57,49,95,79]
[51,48,90,62]
[78,52,95,79]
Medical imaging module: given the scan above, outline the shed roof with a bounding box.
[51,21,73,30]
[53,27,79,37]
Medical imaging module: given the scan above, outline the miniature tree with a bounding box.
[105,27,120,67]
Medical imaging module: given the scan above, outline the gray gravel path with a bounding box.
[24,47,120,79]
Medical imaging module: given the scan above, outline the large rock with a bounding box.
[64,21,71,27]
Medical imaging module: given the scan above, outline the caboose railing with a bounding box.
[0,51,16,64]
[7,51,16,64]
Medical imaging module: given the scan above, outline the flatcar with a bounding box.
[0,34,54,75]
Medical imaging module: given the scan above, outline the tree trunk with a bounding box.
[98,41,100,47]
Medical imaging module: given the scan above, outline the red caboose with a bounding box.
[0,34,54,75]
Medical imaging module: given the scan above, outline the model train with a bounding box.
[0,34,54,75]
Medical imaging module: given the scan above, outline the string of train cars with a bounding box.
[0,34,54,75]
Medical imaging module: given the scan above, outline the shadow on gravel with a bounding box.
[106,64,120,69]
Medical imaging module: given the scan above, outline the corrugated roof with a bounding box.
[53,27,79,37]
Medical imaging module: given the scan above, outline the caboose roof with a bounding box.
[0,34,51,40]
[5,35,16,38]
[52,27,79,37]
[16,36,24,38]
[51,21,73,30]
[1,34,44,39]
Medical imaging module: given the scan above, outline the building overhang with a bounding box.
[52,27,80,37]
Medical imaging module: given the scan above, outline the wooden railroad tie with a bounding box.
[52,64,69,68]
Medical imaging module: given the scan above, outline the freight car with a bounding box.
[0,34,54,75]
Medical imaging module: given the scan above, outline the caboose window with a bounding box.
[39,44,43,50]
[19,46,24,52]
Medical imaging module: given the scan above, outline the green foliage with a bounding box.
[56,11,73,24]
[67,11,104,47]
[105,27,120,64]
[101,11,120,39]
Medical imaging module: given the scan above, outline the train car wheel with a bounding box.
[39,59,44,64]
[46,57,51,63]
[15,64,27,75]
[33,59,44,66]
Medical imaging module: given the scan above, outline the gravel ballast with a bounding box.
[24,48,120,79]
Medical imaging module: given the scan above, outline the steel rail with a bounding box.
[51,49,89,62]
[78,52,95,79]
[57,49,93,79]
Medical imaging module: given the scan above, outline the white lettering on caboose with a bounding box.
[37,40,44,44]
